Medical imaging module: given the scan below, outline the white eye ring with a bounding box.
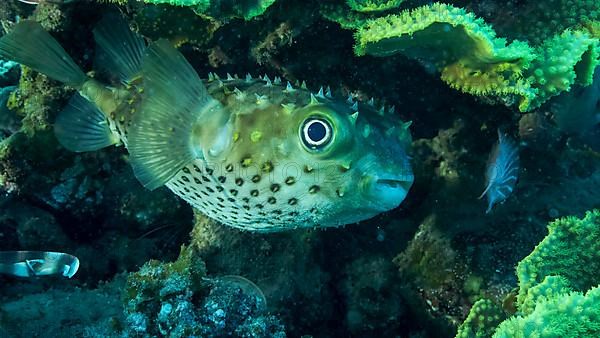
[302,119,332,148]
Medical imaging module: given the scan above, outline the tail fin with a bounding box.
[0,21,87,88]
[93,14,146,83]
[54,93,119,152]
[128,40,224,190]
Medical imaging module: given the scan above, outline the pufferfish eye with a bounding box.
[301,117,333,150]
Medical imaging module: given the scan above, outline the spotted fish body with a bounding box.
[0,17,414,232]
[162,75,413,231]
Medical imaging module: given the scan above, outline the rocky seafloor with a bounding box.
[0,0,599,337]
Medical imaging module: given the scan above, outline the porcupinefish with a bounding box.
[0,16,413,231]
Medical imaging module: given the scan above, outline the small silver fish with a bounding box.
[0,251,80,278]
[480,130,519,213]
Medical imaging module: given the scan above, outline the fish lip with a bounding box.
[375,175,414,190]
[370,174,414,210]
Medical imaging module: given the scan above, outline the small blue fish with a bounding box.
[480,130,519,213]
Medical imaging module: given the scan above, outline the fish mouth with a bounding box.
[371,174,414,209]
[376,178,413,190]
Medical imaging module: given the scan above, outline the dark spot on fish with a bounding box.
[255,204,264,209]
[182,167,190,174]
[241,157,252,167]
[217,203,225,208]
[201,191,209,196]
[216,186,224,192]
[261,161,273,173]
[235,178,244,186]
[242,197,250,203]
[227,197,236,203]
[226,164,234,172]
[194,177,202,184]
[285,177,296,185]
[259,211,266,216]
[309,185,320,194]
[218,176,226,183]
[288,198,297,205]
[243,205,250,210]
[250,189,259,197]
[193,165,201,173]
[230,189,238,196]
[272,209,282,214]
[267,197,276,204]
[251,175,261,183]
[181,176,190,182]
[270,184,280,192]
[206,187,215,193]
[202,176,210,182]
[183,188,190,193]
[206,168,214,175]
[217,197,224,202]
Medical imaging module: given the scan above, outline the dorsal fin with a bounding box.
[128,40,223,190]
[93,14,146,83]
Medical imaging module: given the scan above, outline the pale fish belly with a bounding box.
[165,159,319,231]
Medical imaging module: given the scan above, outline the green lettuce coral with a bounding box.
[516,210,600,306]
[454,210,600,338]
[494,0,600,45]
[455,299,506,338]
[353,2,600,112]
[354,3,537,111]
[139,0,276,20]
[494,286,600,338]
[526,29,600,110]
[346,0,405,13]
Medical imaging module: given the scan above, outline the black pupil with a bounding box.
[308,121,327,142]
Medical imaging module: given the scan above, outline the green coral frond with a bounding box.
[525,29,600,110]
[353,3,535,68]
[354,3,536,111]
[455,298,507,338]
[140,0,275,20]
[440,62,537,111]
[320,3,373,29]
[493,287,600,338]
[516,210,600,307]
[520,275,573,315]
[347,0,405,13]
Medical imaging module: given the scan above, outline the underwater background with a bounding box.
[0,0,599,337]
